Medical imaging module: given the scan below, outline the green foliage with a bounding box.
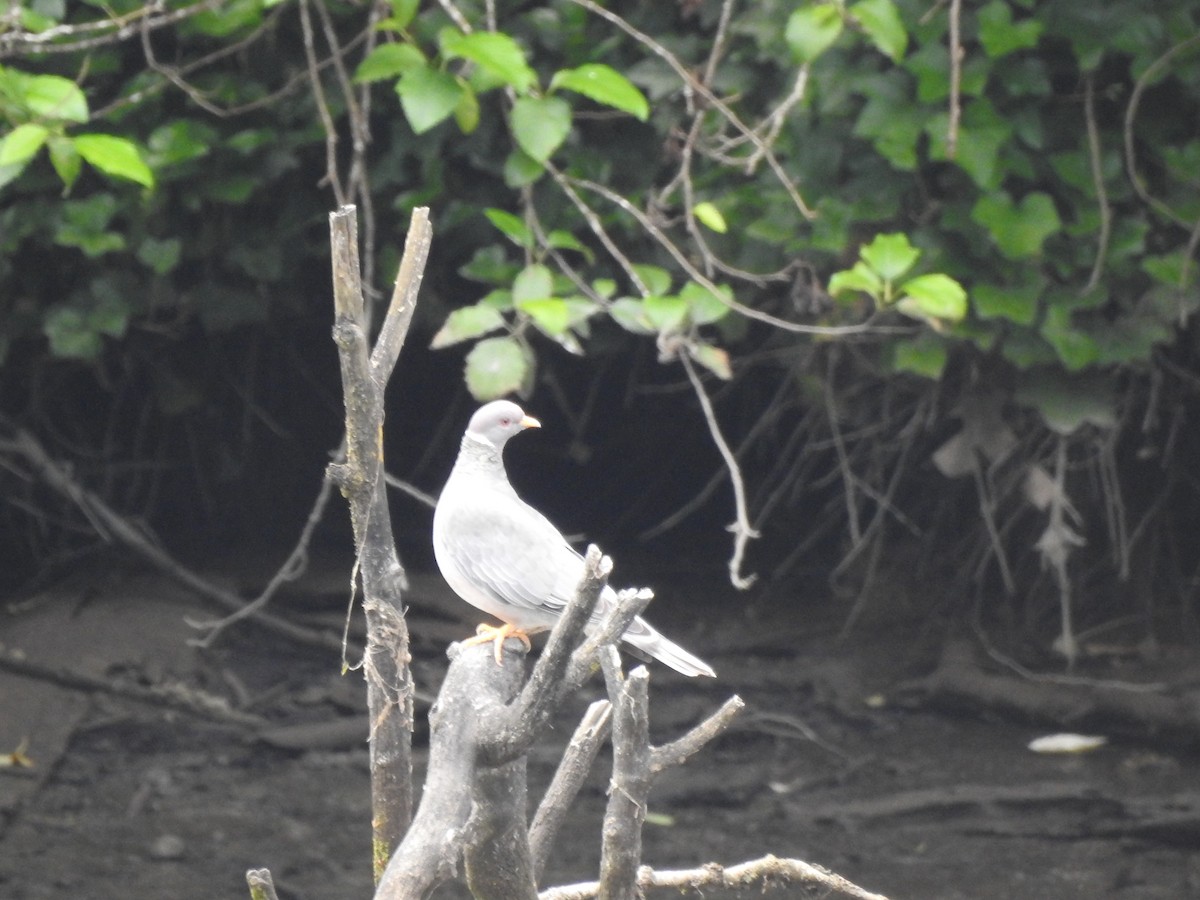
[1,0,1198,522]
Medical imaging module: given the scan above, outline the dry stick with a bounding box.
[1123,33,1200,229]
[541,855,891,900]
[300,0,346,205]
[678,352,758,589]
[530,700,614,882]
[0,644,266,728]
[376,548,616,900]
[568,0,813,220]
[245,868,281,900]
[327,205,426,877]
[6,428,341,652]
[0,0,224,57]
[1082,73,1113,294]
[187,471,337,647]
[598,651,650,900]
[946,0,962,158]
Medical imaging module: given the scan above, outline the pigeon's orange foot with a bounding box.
[461,622,532,664]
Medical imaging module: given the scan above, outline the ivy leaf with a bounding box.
[972,283,1039,324]
[828,261,883,300]
[484,208,532,247]
[24,74,88,123]
[1015,371,1115,435]
[785,4,843,63]
[860,232,921,282]
[441,30,537,93]
[136,237,182,275]
[896,274,968,323]
[971,191,1061,259]
[546,230,590,260]
[689,342,732,380]
[387,0,420,29]
[431,304,506,349]
[692,201,727,233]
[850,0,908,61]
[0,123,49,166]
[510,96,571,162]
[1040,305,1098,371]
[891,334,947,379]
[550,64,649,121]
[73,134,154,187]
[354,43,425,83]
[643,294,689,333]
[977,1,1043,59]
[397,66,464,134]
[516,297,570,337]
[465,336,530,400]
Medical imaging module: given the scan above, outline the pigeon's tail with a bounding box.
[622,617,716,678]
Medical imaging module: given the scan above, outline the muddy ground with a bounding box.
[1,555,1198,900]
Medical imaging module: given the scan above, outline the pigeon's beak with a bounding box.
[520,414,541,430]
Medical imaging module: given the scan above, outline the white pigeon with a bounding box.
[432,400,715,677]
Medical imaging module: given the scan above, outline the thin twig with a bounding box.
[946,0,962,158]
[1082,73,1112,293]
[678,352,758,589]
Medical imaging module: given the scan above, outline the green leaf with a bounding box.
[977,1,1042,59]
[388,0,420,29]
[972,283,1039,324]
[860,233,921,282]
[692,201,727,233]
[516,297,570,337]
[643,294,689,333]
[510,96,571,162]
[43,307,101,359]
[785,4,844,63]
[549,64,649,121]
[441,30,536,93]
[484,208,533,247]
[546,229,590,259]
[465,336,530,400]
[503,148,543,187]
[592,279,617,300]
[828,261,883,299]
[689,342,732,380]
[609,298,656,334]
[512,264,554,304]
[24,74,87,123]
[478,289,513,310]
[850,0,908,61]
[1015,371,1115,435]
[47,134,80,188]
[896,274,968,323]
[431,304,506,349]
[146,120,216,167]
[971,191,1061,259]
[354,43,426,83]
[136,237,182,275]
[891,334,947,379]
[0,123,49,166]
[631,264,672,296]
[679,281,732,325]
[1040,305,1098,371]
[397,66,464,134]
[72,134,154,187]
[453,82,480,133]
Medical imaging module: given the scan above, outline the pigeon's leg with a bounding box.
[460,622,532,664]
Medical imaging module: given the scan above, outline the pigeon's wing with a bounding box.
[434,481,585,626]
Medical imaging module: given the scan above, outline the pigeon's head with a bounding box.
[465,400,541,449]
